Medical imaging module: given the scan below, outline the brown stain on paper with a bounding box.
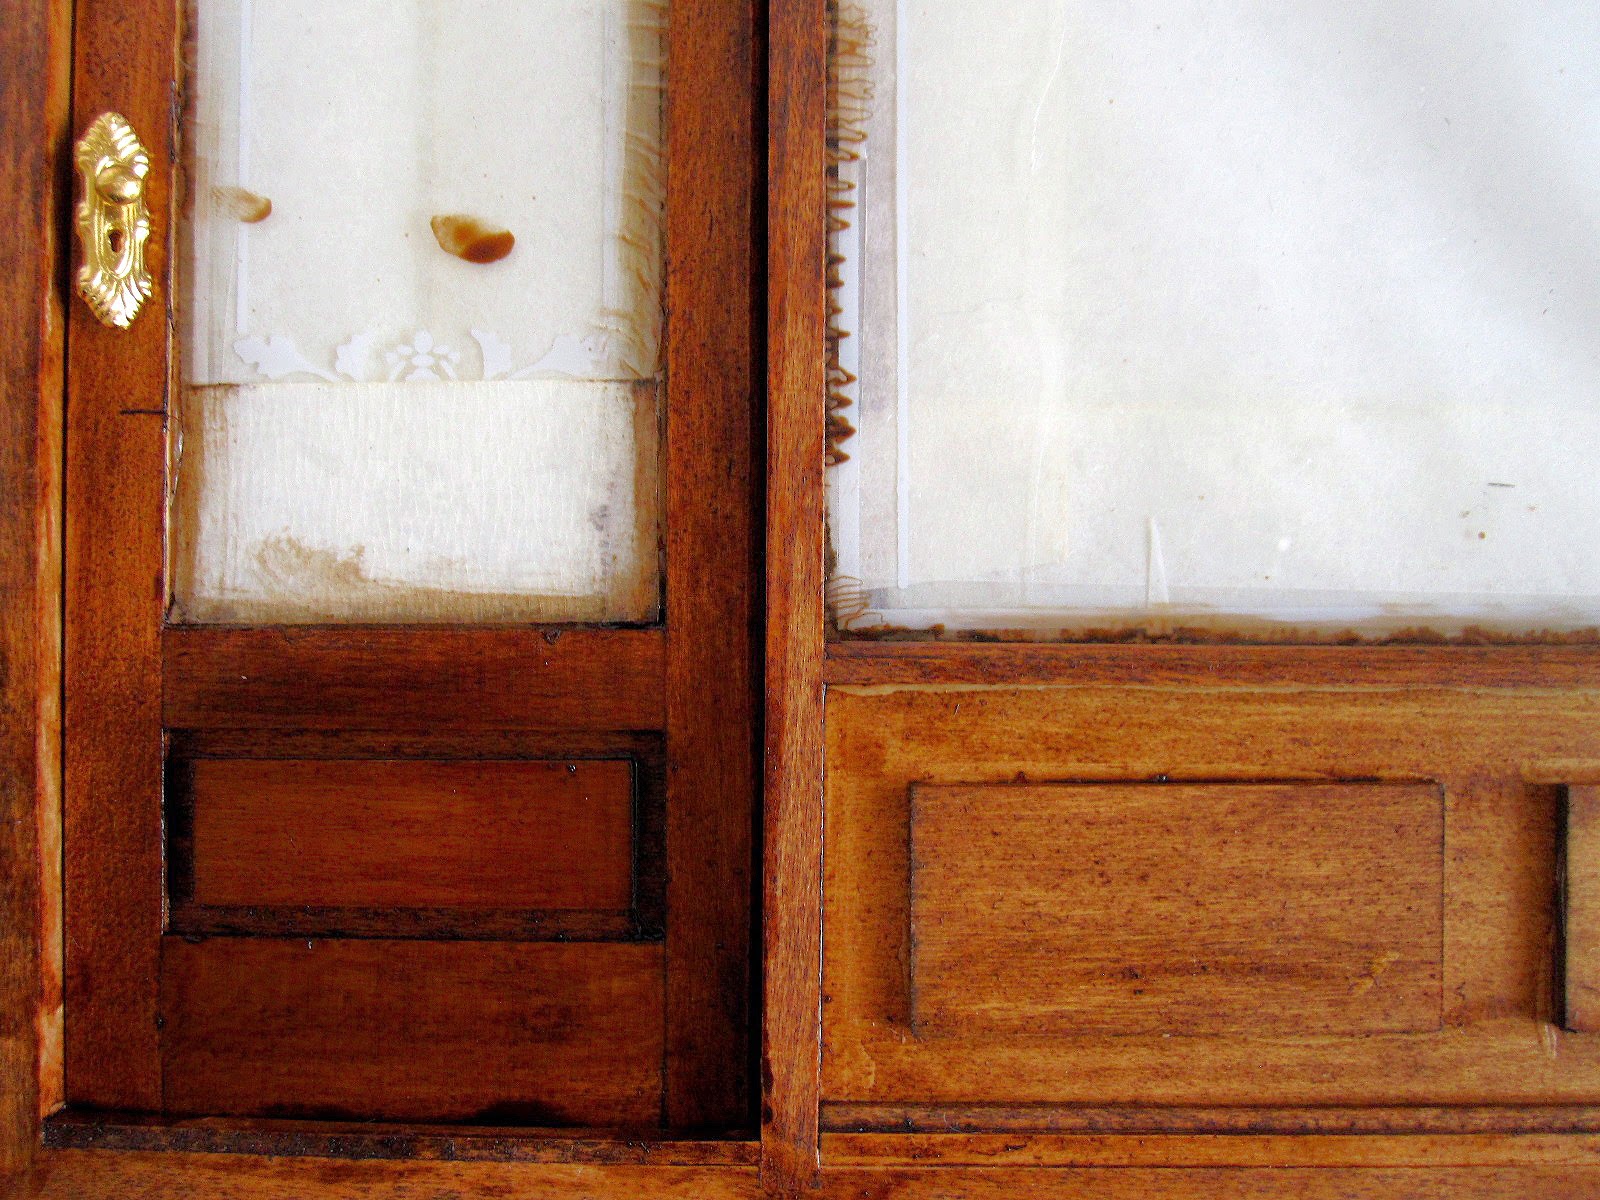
[430,214,516,264]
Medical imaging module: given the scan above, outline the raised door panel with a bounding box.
[909,781,1444,1039]
[822,684,1600,1114]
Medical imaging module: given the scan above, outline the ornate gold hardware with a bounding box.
[74,112,153,329]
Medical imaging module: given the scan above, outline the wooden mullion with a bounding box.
[63,0,179,1111]
[762,0,828,1185]
[662,0,762,1130]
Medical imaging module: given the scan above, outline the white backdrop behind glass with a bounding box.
[829,0,1600,635]
[172,0,665,623]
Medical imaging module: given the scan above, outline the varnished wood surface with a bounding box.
[910,782,1444,1037]
[662,0,761,1131]
[177,759,635,911]
[825,641,1600,690]
[19,1154,761,1199]
[825,685,1600,1107]
[43,1112,759,1164]
[163,626,666,731]
[17,1154,1600,1198]
[822,1132,1600,1167]
[164,731,667,940]
[764,0,829,1186]
[1568,785,1600,1031]
[0,0,71,1172]
[160,939,665,1126]
[822,1103,1600,1135]
[62,0,179,1111]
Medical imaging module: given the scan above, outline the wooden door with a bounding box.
[59,0,760,1138]
[762,0,1600,1192]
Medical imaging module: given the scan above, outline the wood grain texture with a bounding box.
[178,759,635,910]
[19,1153,761,1199]
[824,685,1600,1107]
[62,0,178,1111]
[910,782,1444,1037]
[823,1103,1600,1135]
[0,0,71,1173]
[18,1154,1600,1200]
[163,626,666,731]
[812,1168,1600,1198]
[1567,785,1600,1031]
[764,0,830,1186]
[826,641,1600,690]
[821,1132,1600,1168]
[663,0,761,1131]
[43,1112,758,1164]
[159,939,665,1127]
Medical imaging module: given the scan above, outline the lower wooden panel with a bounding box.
[159,939,664,1127]
[910,781,1443,1038]
[176,759,635,911]
[824,685,1600,1107]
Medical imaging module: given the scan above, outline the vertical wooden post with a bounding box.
[63,0,179,1109]
[0,0,72,1172]
[763,0,827,1187]
[664,0,763,1130]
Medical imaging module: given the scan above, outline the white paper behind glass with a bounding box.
[830,0,1600,635]
[172,0,664,623]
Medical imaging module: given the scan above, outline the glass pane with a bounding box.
[829,1,1600,636]
[172,0,664,623]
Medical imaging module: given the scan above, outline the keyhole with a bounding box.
[106,228,125,255]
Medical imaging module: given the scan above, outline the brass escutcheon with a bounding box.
[74,112,153,329]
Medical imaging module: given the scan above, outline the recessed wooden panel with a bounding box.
[910,782,1444,1038]
[159,938,664,1126]
[178,759,634,912]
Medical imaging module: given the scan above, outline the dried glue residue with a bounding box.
[430,214,515,264]
[825,1,874,467]
[213,185,272,223]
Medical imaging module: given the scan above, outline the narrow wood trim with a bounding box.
[0,0,72,1172]
[163,627,667,731]
[43,1111,759,1165]
[63,0,180,1111]
[21,1148,763,1198]
[820,1132,1600,1169]
[822,1104,1600,1137]
[825,641,1600,690]
[1564,785,1600,1031]
[763,0,828,1186]
[165,728,667,761]
[662,0,762,1131]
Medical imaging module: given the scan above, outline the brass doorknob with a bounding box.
[74,112,153,329]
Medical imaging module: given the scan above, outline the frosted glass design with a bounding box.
[172,0,664,623]
[829,1,1600,636]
